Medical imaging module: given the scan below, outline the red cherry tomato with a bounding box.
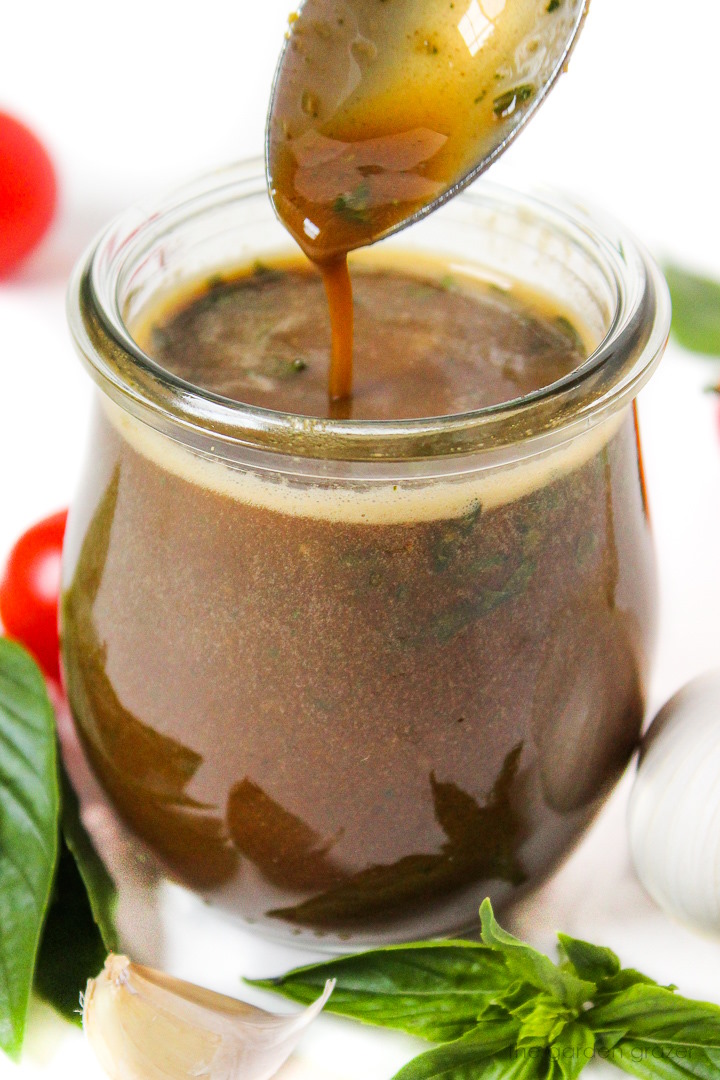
[0,510,68,681]
[0,111,57,277]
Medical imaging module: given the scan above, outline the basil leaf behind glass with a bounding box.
[249,941,511,1042]
[33,835,107,1023]
[664,264,720,357]
[59,768,118,952]
[34,768,118,1023]
[0,639,59,1058]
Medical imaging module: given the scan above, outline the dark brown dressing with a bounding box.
[62,395,655,942]
[140,260,587,421]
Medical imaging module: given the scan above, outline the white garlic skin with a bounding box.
[629,670,720,936]
[83,954,334,1080]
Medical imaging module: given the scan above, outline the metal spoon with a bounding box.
[266,0,590,263]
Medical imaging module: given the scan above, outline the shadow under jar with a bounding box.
[63,164,670,947]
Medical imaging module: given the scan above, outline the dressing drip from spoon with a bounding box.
[266,0,589,411]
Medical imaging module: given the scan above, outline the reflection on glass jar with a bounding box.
[63,165,669,946]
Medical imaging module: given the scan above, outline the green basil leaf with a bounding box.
[59,768,118,951]
[33,834,107,1024]
[0,639,59,1058]
[33,768,118,1022]
[253,901,720,1080]
[589,984,720,1078]
[513,996,576,1046]
[557,934,620,984]
[588,984,720,1046]
[664,265,720,357]
[599,1038,720,1080]
[248,941,511,1042]
[552,1021,595,1080]
[392,1033,553,1080]
[593,969,664,1002]
[479,901,594,1010]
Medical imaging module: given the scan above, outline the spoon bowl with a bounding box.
[266,0,590,262]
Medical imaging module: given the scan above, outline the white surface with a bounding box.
[2,1,720,1077]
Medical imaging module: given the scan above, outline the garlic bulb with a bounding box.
[83,954,334,1080]
[628,670,720,935]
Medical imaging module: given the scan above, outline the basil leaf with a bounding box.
[593,969,664,1002]
[589,984,720,1079]
[254,901,720,1080]
[33,834,107,1023]
[392,1033,551,1080]
[513,995,577,1046]
[34,768,118,1023]
[557,934,620,984]
[588,983,720,1045]
[0,639,59,1058]
[664,265,720,357]
[601,1038,720,1080]
[552,1021,595,1080]
[479,900,594,1010]
[248,941,511,1042]
[59,768,118,951]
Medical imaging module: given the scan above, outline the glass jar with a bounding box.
[63,161,669,947]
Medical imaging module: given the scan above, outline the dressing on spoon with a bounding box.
[267,0,589,407]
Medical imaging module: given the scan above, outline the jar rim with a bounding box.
[67,159,670,464]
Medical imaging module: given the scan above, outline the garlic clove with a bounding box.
[628,670,720,936]
[83,954,334,1080]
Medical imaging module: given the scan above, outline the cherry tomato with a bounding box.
[0,111,57,277]
[0,510,68,681]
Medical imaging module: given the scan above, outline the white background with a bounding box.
[2,1,720,1077]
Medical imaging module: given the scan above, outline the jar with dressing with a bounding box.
[63,164,669,946]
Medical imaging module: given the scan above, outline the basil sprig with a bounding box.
[251,899,720,1079]
[0,638,117,1056]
